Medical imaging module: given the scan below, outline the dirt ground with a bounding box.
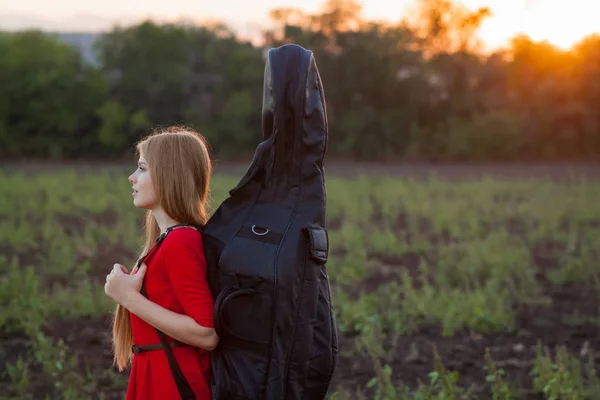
[330,266,599,398]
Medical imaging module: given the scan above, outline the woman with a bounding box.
[104,126,218,400]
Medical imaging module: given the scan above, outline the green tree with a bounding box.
[0,30,107,159]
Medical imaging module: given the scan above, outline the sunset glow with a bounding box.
[0,0,598,51]
[470,0,598,50]
[362,0,598,51]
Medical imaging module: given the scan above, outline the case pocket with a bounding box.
[210,225,282,399]
[211,280,273,399]
[214,286,272,350]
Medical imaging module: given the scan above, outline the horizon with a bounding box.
[1,0,599,51]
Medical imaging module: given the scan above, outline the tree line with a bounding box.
[1,0,599,162]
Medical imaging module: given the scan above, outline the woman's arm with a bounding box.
[123,291,218,351]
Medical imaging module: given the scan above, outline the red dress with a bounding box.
[126,227,214,400]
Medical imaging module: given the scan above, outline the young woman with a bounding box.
[104,126,218,400]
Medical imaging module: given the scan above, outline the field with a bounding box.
[1,162,600,399]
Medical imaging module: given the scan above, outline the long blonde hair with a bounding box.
[111,126,212,371]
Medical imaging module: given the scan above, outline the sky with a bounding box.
[0,0,597,51]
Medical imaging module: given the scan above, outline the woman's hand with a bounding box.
[104,262,147,306]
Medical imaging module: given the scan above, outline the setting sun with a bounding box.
[474,0,597,50]
[361,0,599,51]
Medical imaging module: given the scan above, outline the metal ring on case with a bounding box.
[251,225,269,236]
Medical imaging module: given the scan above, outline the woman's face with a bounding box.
[128,154,159,210]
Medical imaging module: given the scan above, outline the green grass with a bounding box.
[1,166,599,399]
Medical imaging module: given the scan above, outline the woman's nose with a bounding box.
[129,174,135,184]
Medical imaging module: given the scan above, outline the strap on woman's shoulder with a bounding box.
[155,223,200,245]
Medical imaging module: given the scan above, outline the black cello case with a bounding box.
[201,43,339,399]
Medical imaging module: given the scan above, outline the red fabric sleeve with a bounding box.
[162,229,215,328]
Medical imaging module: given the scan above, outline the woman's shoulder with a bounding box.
[158,226,205,264]
[163,225,204,248]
